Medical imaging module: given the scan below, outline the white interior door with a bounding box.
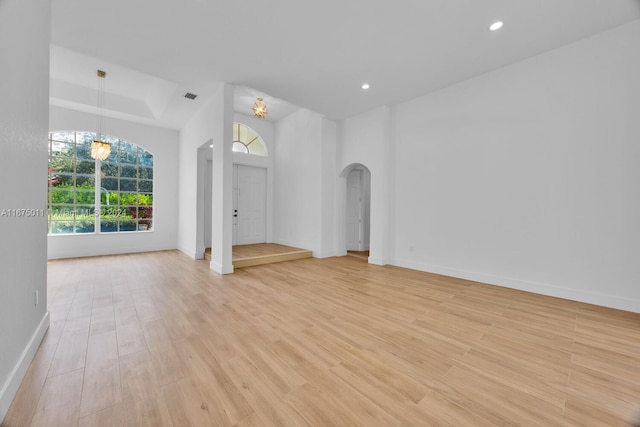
[233,165,267,245]
[346,169,363,251]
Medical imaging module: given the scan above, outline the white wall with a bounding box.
[274,109,336,255]
[319,118,338,257]
[392,20,640,312]
[179,84,234,273]
[0,0,51,421]
[339,106,394,264]
[47,107,179,259]
[178,83,222,258]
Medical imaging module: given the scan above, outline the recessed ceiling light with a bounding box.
[209,144,213,148]
[489,21,504,31]
[361,83,370,90]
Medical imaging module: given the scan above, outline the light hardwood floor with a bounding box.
[3,250,639,426]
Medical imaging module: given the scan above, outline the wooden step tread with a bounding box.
[203,244,312,268]
[233,250,312,268]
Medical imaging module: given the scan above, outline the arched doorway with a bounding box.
[196,139,214,259]
[340,163,371,255]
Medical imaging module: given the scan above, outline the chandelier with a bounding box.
[90,69,111,161]
[253,97,268,118]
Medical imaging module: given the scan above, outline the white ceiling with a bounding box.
[50,0,640,129]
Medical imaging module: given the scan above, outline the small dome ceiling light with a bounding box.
[253,97,268,118]
[489,21,504,31]
[361,83,370,90]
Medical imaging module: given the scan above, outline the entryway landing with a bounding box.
[347,250,369,261]
[204,243,313,269]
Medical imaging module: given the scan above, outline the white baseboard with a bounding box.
[48,242,179,260]
[394,258,640,313]
[178,246,199,260]
[367,256,385,266]
[209,260,233,275]
[314,250,339,259]
[0,311,50,423]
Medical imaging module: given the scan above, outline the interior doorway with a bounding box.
[204,159,213,249]
[195,140,214,259]
[233,164,267,245]
[345,165,371,252]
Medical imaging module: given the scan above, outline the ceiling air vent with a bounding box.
[184,92,198,100]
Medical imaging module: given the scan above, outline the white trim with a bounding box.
[0,312,50,423]
[394,258,640,313]
[209,260,233,275]
[367,256,385,266]
[313,250,340,259]
[178,246,200,260]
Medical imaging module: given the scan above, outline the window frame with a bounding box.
[48,131,154,235]
[232,122,268,156]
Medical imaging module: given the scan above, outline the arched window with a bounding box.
[48,131,154,234]
[232,122,267,156]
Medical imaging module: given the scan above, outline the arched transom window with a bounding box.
[48,131,154,234]
[232,122,267,156]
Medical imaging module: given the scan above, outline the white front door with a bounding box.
[233,165,267,245]
[346,169,363,251]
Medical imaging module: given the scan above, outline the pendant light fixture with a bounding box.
[90,69,111,161]
[253,97,268,118]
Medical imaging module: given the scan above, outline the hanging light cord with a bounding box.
[96,70,106,141]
